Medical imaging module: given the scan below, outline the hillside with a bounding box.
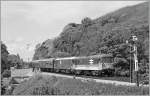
[33,39,54,60]
[33,2,149,63]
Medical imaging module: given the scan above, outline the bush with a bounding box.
[52,79,100,95]
[2,70,11,78]
[12,74,58,95]
[114,68,129,77]
[120,70,130,77]
[52,52,71,58]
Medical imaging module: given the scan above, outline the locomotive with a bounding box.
[31,54,115,76]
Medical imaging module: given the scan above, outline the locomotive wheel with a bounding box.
[55,69,60,73]
[65,69,70,74]
[98,70,103,76]
[100,70,105,76]
[84,70,91,76]
[61,69,66,73]
[43,68,46,72]
[48,68,52,72]
[47,68,50,72]
[101,69,115,77]
[70,69,75,74]
[75,70,81,75]
[107,69,115,76]
[92,70,99,76]
[46,68,48,72]
[40,68,44,72]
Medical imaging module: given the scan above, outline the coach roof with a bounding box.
[31,54,113,62]
[55,54,113,60]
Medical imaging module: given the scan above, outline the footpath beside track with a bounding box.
[37,72,148,87]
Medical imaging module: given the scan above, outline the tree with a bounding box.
[33,39,54,60]
[51,51,71,58]
[8,54,23,69]
[1,42,9,73]
[81,17,92,27]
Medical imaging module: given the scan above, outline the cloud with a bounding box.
[26,43,35,52]
[28,46,35,52]
[15,37,24,42]
[23,1,145,24]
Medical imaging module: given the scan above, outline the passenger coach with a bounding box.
[31,54,115,76]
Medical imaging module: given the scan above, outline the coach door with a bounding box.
[98,58,103,70]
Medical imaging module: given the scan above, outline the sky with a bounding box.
[1,1,146,61]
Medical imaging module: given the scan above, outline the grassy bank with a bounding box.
[12,74,149,95]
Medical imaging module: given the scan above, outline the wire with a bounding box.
[130,43,132,83]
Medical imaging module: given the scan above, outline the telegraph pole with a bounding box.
[126,40,133,83]
[130,44,133,83]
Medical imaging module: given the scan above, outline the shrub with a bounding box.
[12,74,58,95]
[12,74,149,95]
[2,70,11,78]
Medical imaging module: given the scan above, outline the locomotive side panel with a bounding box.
[72,55,114,71]
[72,57,101,70]
[74,58,99,65]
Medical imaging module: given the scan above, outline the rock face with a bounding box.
[33,2,149,61]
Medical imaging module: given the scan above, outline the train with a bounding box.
[30,54,115,76]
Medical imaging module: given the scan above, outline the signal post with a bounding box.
[132,35,139,86]
[126,35,139,86]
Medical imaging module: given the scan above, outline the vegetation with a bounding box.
[8,54,24,69]
[33,2,149,77]
[33,39,54,60]
[1,41,9,73]
[1,2,149,95]
[12,75,58,95]
[2,70,11,78]
[1,42,30,95]
[12,75,149,95]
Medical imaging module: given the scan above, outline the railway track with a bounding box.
[32,69,148,87]
[40,70,131,82]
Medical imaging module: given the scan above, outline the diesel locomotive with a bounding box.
[31,54,115,76]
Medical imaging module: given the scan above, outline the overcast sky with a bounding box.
[1,1,145,61]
